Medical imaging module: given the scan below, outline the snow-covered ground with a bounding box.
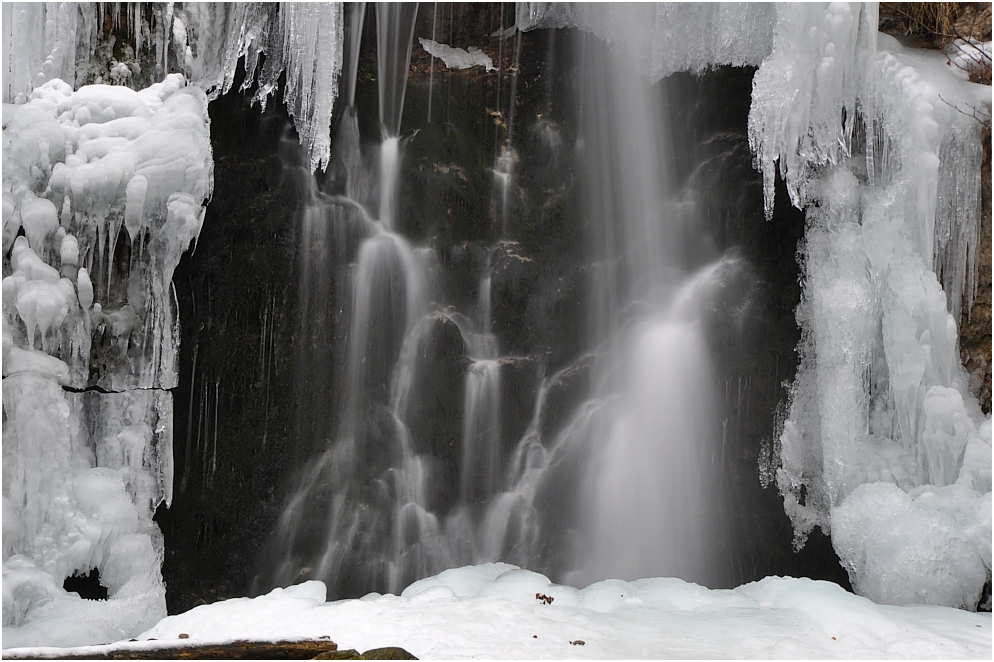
[4,564,991,659]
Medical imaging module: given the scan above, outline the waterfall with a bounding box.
[256,2,451,598]
[3,5,988,644]
[533,21,726,587]
[256,2,751,596]
[376,3,419,138]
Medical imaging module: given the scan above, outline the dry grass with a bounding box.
[882,2,992,45]
[881,3,992,84]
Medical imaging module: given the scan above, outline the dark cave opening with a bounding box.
[63,568,109,601]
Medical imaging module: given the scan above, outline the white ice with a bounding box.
[419,38,495,72]
[3,72,204,646]
[4,3,344,172]
[3,565,990,659]
[516,2,776,81]
[749,5,992,609]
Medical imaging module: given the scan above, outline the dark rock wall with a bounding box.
[155,68,301,613]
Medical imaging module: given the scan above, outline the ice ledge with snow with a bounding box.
[4,565,990,659]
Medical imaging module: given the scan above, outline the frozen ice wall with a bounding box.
[2,3,99,103]
[2,75,208,645]
[1,1,346,648]
[749,4,991,609]
[177,2,344,170]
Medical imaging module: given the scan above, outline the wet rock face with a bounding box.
[499,355,540,451]
[405,312,469,513]
[489,241,539,353]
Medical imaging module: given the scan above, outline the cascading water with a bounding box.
[459,269,501,507]
[256,3,738,597]
[257,2,451,597]
[507,21,727,588]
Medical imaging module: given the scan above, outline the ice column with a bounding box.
[2,75,211,646]
[750,4,991,609]
[2,3,99,103]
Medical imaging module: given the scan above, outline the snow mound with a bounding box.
[5,565,984,659]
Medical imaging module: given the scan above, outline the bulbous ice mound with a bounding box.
[3,73,205,647]
[3,74,211,391]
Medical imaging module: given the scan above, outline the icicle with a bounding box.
[277,3,345,169]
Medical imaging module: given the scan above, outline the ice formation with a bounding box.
[419,38,495,72]
[3,72,206,645]
[1,2,344,644]
[3,3,344,171]
[516,2,777,82]
[749,6,991,610]
[157,2,345,170]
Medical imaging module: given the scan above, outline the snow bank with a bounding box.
[6,565,989,659]
[2,74,204,646]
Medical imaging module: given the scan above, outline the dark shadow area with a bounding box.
[63,569,108,600]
